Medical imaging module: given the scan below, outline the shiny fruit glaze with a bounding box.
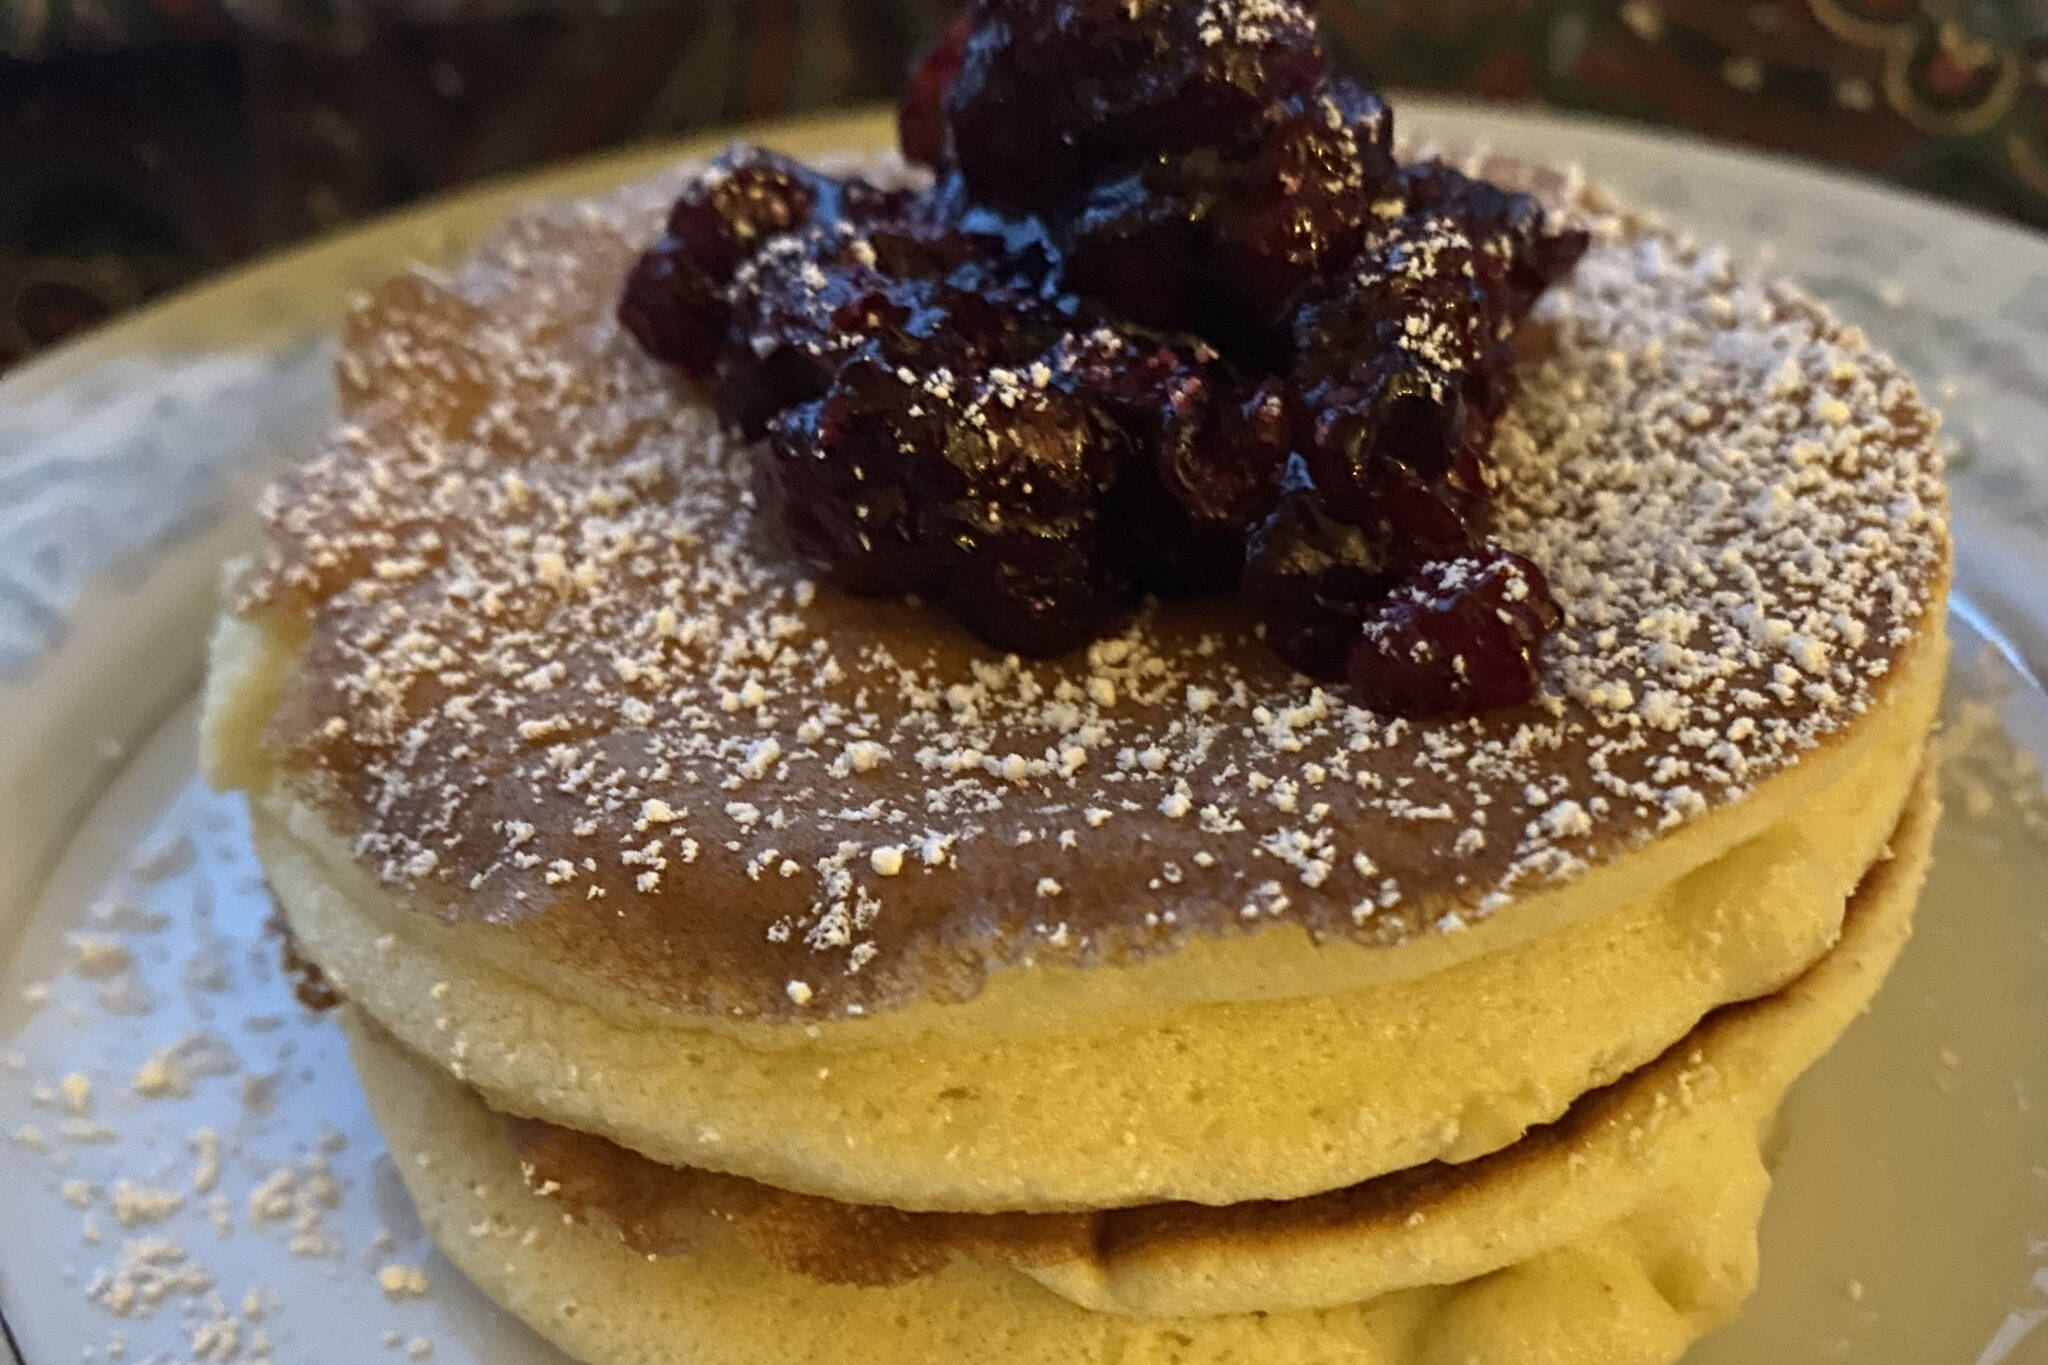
[620,0,1585,716]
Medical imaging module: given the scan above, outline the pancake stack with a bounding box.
[202,109,1948,1365]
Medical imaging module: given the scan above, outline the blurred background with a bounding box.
[2,0,2044,374]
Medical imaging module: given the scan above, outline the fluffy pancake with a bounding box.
[204,149,1949,1210]
[204,149,1947,1023]
[404,767,1937,1317]
[251,644,1934,1210]
[345,767,1933,1361]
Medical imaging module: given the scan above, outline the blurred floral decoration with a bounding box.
[1,0,2044,371]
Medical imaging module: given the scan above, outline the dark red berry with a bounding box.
[901,13,973,167]
[760,342,1136,654]
[616,147,835,375]
[939,0,1328,213]
[929,0,1389,350]
[1057,177,1213,338]
[1346,547,1562,716]
[755,364,947,596]
[1399,159,1591,318]
[617,247,726,372]
[1203,82,1389,314]
[1057,87,1382,349]
[1244,455,1399,677]
[1065,338,1291,590]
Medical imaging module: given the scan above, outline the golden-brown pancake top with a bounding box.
[235,156,1947,1020]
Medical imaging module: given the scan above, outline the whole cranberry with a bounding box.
[1305,365,1470,521]
[756,326,1138,654]
[617,148,829,373]
[901,13,974,167]
[939,0,1329,212]
[757,362,948,595]
[1400,159,1591,318]
[1346,547,1562,716]
[1244,455,1399,678]
[1201,82,1391,317]
[618,248,726,373]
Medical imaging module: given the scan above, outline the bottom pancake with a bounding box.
[344,773,1935,1365]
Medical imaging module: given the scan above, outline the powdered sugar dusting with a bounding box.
[0,780,459,1364]
[1195,0,1315,49]
[231,155,1947,1019]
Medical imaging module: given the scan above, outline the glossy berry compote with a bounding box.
[911,0,1391,352]
[622,146,1285,655]
[1348,548,1562,718]
[619,0,1588,718]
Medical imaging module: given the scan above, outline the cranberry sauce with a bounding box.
[620,0,1586,717]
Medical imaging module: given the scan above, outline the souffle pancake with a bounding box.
[345,783,1930,1360]
[203,0,1948,1360]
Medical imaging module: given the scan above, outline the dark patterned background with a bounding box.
[2,0,2045,372]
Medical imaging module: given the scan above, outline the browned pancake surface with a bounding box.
[236,158,1947,1019]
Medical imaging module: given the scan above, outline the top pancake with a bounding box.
[218,150,1948,1024]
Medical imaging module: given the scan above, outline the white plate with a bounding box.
[4,103,2048,1365]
